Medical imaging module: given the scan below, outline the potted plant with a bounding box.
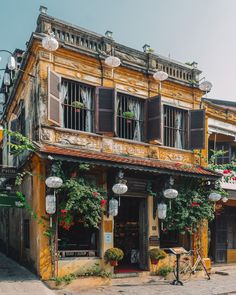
[123,111,135,123]
[148,248,167,265]
[71,101,85,112]
[104,247,124,266]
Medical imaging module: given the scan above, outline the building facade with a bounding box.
[0,9,219,279]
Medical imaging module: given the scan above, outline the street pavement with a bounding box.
[0,252,55,295]
[1,251,236,295]
[60,266,236,295]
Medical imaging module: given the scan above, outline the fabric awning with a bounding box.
[38,144,221,180]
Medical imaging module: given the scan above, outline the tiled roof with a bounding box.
[39,144,220,178]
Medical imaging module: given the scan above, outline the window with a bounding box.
[116,93,144,141]
[164,105,188,149]
[61,79,94,132]
[209,142,230,164]
[23,219,30,249]
[58,219,99,258]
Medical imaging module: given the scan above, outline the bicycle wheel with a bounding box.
[174,259,192,282]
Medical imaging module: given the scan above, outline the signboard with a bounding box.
[0,167,17,178]
[149,235,160,246]
[0,194,24,208]
[105,233,112,244]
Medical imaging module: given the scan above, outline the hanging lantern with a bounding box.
[45,194,56,214]
[163,188,178,199]
[157,203,167,220]
[104,56,121,68]
[7,56,16,71]
[109,198,119,217]
[42,33,59,51]
[153,70,168,81]
[112,182,128,195]
[208,192,221,202]
[45,176,63,189]
[3,72,11,86]
[163,188,178,209]
[222,196,228,203]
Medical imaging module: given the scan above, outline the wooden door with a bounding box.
[215,215,228,263]
[139,199,148,270]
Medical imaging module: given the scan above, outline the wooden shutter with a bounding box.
[146,95,162,142]
[95,87,115,135]
[189,109,205,149]
[48,68,62,126]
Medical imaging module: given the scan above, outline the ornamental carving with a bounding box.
[159,148,192,163]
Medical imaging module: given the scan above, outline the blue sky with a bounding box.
[0,0,235,100]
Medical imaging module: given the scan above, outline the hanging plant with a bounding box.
[59,178,107,228]
[71,101,85,112]
[123,111,135,122]
[163,187,215,234]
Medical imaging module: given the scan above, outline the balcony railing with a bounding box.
[215,169,236,190]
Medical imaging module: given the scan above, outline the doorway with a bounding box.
[114,196,148,273]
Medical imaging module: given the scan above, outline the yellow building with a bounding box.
[0,8,219,279]
[204,98,236,264]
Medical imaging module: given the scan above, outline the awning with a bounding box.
[38,144,221,180]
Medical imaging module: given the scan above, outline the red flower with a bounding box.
[232,177,236,181]
[223,170,232,174]
[100,199,107,207]
[93,191,99,197]
[61,209,67,214]
[191,202,200,207]
[71,171,77,178]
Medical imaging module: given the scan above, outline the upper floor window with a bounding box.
[164,105,188,149]
[116,93,144,141]
[61,79,94,132]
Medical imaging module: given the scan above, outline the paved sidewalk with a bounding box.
[59,265,236,295]
[0,252,55,295]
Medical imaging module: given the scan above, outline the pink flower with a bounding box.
[61,209,67,213]
[93,191,99,197]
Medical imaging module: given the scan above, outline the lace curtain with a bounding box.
[174,112,182,149]
[81,88,92,132]
[128,100,141,141]
[61,83,68,128]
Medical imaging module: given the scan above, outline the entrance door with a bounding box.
[139,199,148,270]
[215,215,227,263]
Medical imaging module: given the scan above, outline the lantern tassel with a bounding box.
[161,222,163,231]
[169,200,172,210]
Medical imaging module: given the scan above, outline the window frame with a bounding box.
[163,104,189,150]
[115,91,145,142]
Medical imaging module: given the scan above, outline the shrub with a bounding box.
[148,248,167,260]
[157,266,173,277]
[104,248,124,262]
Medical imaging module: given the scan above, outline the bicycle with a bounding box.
[173,249,211,282]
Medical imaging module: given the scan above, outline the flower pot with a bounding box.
[127,119,132,124]
[110,260,118,266]
[150,258,159,265]
[76,108,81,113]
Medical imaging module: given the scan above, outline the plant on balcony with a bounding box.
[123,111,135,123]
[71,101,85,112]
[148,248,167,265]
[104,248,124,266]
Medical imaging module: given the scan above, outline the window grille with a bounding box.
[116,93,144,141]
[164,105,188,149]
[62,79,94,132]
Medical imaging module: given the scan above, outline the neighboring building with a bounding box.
[204,98,236,264]
[0,8,219,279]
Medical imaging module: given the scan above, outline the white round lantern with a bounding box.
[222,196,228,203]
[109,198,119,217]
[46,194,56,214]
[163,188,178,199]
[42,33,59,52]
[7,56,16,70]
[158,203,167,220]
[45,176,63,189]
[105,56,121,68]
[208,192,221,202]
[112,182,128,195]
[153,70,168,81]
[3,73,11,86]
[199,81,213,92]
